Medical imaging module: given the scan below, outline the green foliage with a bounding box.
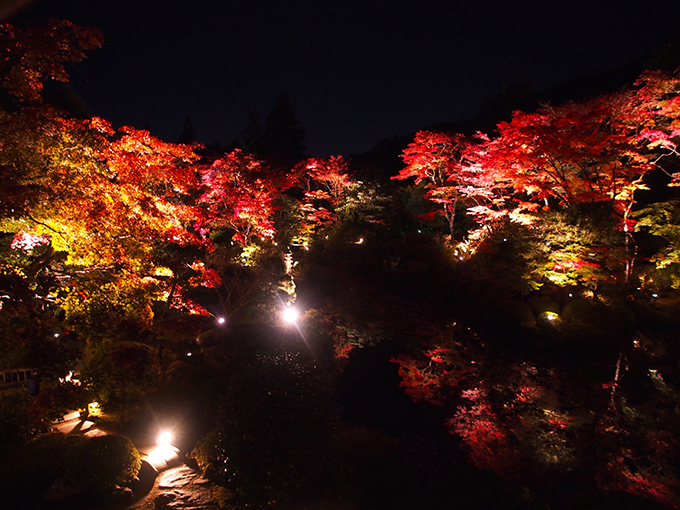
[83,341,158,419]
[61,279,155,343]
[0,391,36,453]
[31,380,89,422]
[336,180,396,229]
[400,181,451,233]
[521,206,624,289]
[272,193,305,246]
[1,433,140,506]
[64,434,141,490]
[204,242,284,323]
[635,200,680,288]
[559,294,636,347]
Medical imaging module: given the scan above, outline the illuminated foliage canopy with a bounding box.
[393,131,477,238]
[296,155,355,239]
[198,149,281,246]
[0,19,213,355]
[0,20,102,104]
[395,73,680,284]
[3,17,680,509]
[486,94,653,211]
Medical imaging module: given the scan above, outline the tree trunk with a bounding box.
[446,201,456,239]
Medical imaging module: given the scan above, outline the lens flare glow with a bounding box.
[157,431,174,446]
[282,306,299,324]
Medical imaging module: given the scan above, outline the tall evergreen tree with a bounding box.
[177,116,197,145]
[259,94,306,168]
[234,108,263,154]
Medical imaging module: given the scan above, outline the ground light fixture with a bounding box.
[145,429,180,473]
[282,306,299,324]
[157,430,174,446]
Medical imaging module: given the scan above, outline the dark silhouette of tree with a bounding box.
[234,108,263,154]
[476,81,538,132]
[177,115,197,144]
[259,94,306,168]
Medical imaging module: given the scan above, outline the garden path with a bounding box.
[128,464,217,510]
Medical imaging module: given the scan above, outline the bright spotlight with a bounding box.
[217,316,226,325]
[539,311,561,324]
[157,431,174,446]
[282,306,299,324]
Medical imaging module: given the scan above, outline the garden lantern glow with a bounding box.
[538,311,561,325]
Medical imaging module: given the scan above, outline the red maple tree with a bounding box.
[198,149,278,245]
[297,155,355,236]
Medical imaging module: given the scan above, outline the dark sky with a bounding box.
[7,0,680,156]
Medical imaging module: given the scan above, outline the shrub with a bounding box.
[1,433,139,506]
[65,434,141,491]
[194,348,338,507]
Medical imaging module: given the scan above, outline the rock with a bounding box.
[130,465,219,510]
[110,485,134,502]
[158,466,199,489]
[154,491,177,509]
[144,445,181,472]
[128,459,158,495]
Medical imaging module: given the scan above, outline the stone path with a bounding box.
[128,465,218,510]
[51,413,217,509]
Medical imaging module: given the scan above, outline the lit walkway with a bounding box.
[53,410,95,434]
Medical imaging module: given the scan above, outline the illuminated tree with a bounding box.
[634,200,680,288]
[487,95,653,209]
[393,131,515,243]
[296,155,355,240]
[520,206,624,289]
[0,20,98,373]
[0,20,216,361]
[393,131,469,238]
[482,94,657,281]
[0,19,102,105]
[83,340,158,422]
[633,68,680,171]
[2,117,208,334]
[199,149,277,246]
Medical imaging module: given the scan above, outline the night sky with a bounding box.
[7,0,680,156]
